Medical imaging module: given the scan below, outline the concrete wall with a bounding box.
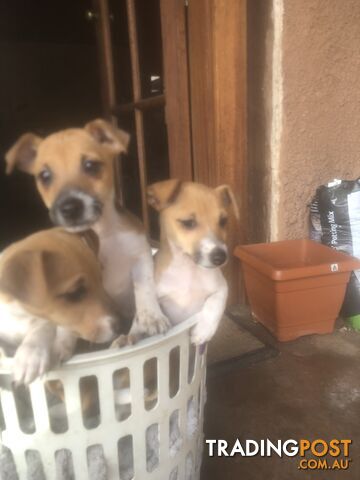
[248,0,360,241]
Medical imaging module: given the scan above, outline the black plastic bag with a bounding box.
[310,179,360,317]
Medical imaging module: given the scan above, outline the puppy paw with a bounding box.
[56,345,75,364]
[55,338,77,364]
[13,344,53,385]
[190,322,217,346]
[148,311,170,334]
[134,310,170,336]
[111,334,137,348]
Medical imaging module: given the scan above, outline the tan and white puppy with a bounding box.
[0,228,122,384]
[5,120,169,337]
[147,180,239,345]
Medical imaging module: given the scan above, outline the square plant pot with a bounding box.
[234,239,360,342]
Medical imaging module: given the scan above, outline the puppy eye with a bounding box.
[61,284,87,303]
[219,215,228,228]
[82,157,103,177]
[37,167,53,187]
[178,218,197,230]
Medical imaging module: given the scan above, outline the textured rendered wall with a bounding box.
[278,0,360,239]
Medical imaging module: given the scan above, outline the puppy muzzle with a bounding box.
[50,189,103,230]
[82,315,122,344]
[194,243,229,268]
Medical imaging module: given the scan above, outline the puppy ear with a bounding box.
[215,185,240,220]
[79,229,100,257]
[0,248,93,314]
[5,133,42,175]
[84,119,130,154]
[38,252,86,297]
[147,179,182,211]
[0,250,49,306]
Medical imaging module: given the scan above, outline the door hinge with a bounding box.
[184,0,189,6]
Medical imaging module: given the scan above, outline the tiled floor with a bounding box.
[202,327,360,479]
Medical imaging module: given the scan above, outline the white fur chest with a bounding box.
[99,231,145,301]
[156,254,224,325]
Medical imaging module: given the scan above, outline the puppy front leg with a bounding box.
[14,319,57,384]
[191,277,228,345]
[130,248,170,336]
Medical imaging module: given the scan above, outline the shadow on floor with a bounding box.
[202,324,360,480]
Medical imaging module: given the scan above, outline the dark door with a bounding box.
[0,0,103,249]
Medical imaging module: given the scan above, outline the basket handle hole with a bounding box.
[118,435,134,479]
[45,380,68,433]
[25,450,45,479]
[55,449,74,478]
[146,423,159,472]
[87,444,106,478]
[12,383,35,434]
[143,358,158,410]
[0,396,5,430]
[187,395,198,438]
[113,368,131,421]
[0,446,17,478]
[169,409,182,457]
[169,346,180,398]
[188,344,197,384]
[79,375,100,429]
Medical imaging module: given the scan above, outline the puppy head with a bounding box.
[147,180,239,268]
[5,120,130,231]
[0,229,124,343]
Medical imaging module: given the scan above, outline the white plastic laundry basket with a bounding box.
[0,318,207,480]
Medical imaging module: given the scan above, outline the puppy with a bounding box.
[0,228,122,384]
[5,120,169,337]
[147,180,239,344]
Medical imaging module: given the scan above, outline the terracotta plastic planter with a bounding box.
[234,239,360,342]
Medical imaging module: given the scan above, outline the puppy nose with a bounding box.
[210,247,227,266]
[60,197,84,221]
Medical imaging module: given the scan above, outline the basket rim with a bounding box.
[0,317,198,375]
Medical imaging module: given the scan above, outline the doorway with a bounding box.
[0,0,247,299]
[0,0,103,249]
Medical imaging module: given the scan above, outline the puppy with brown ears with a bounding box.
[148,180,239,345]
[5,120,169,338]
[0,228,123,384]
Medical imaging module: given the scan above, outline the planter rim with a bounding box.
[234,239,360,281]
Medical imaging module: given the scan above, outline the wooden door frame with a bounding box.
[92,0,116,119]
[160,0,193,181]
[187,0,247,302]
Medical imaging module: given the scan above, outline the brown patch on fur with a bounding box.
[0,228,122,342]
[149,181,238,271]
[147,179,182,211]
[84,119,130,153]
[215,184,240,219]
[5,133,43,174]
[5,121,130,211]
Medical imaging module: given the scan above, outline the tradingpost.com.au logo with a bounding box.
[206,438,352,471]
